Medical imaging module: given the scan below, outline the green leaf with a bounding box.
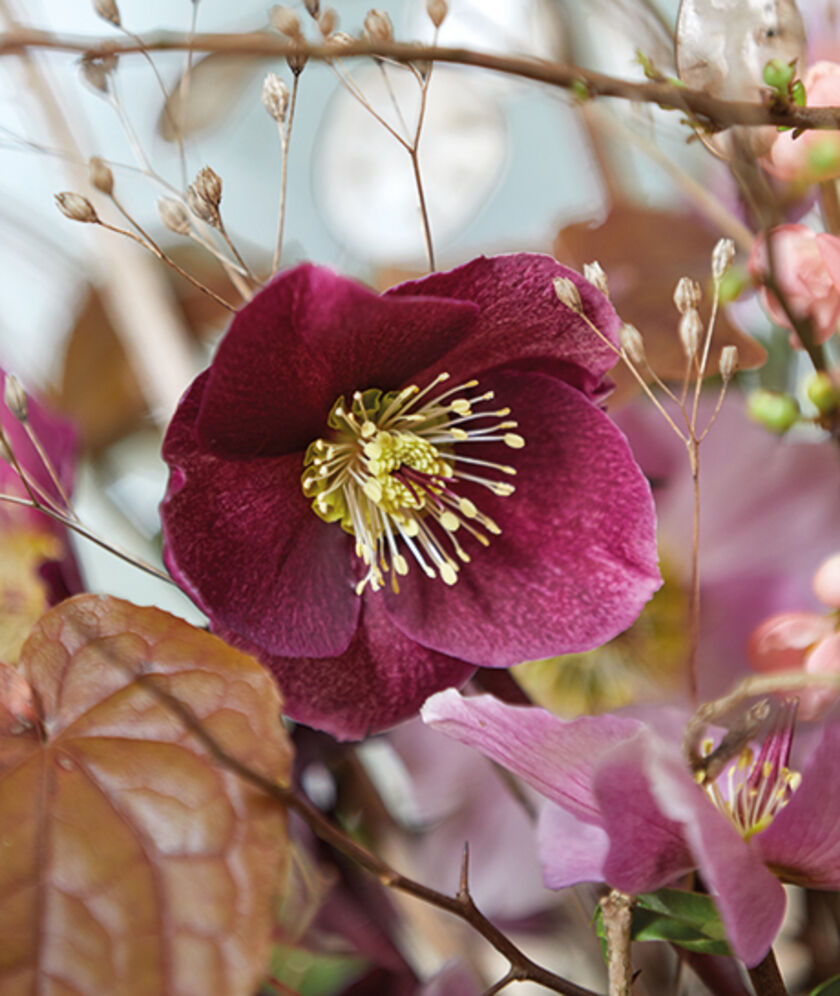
[810,977,840,996]
[596,889,732,957]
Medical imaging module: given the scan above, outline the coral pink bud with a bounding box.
[802,632,840,720]
[749,224,840,347]
[748,611,836,674]
[763,61,840,183]
[813,552,840,608]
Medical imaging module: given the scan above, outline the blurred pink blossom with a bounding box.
[749,223,840,346]
[763,61,840,182]
[749,551,840,719]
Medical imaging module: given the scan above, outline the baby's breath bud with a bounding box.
[364,9,394,42]
[79,54,116,94]
[426,0,448,27]
[55,192,99,224]
[271,5,303,38]
[583,260,609,298]
[93,0,120,26]
[712,238,736,281]
[158,197,191,235]
[619,323,646,365]
[304,0,320,17]
[261,73,290,123]
[719,344,739,383]
[88,155,114,195]
[673,276,702,315]
[553,276,582,314]
[318,9,337,35]
[194,166,222,208]
[747,389,800,435]
[679,309,703,360]
[186,184,220,227]
[4,374,27,423]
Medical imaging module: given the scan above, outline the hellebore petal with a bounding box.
[421,689,642,821]
[385,370,661,664]
[196,264,479,457]
[162,375,359,657]
[756,723,840,889]
[387,253,621,399]
[537,802,610,888]
[223,594,475,741]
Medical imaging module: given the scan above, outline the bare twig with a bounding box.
[747,948,788,996]
[601,891,635,996]
[272,71,299,274]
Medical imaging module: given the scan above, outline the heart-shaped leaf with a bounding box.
[0,594,292,996]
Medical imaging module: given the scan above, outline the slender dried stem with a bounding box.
[20,423,77,521]
[272,71,299,274]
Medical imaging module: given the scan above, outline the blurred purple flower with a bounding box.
[423,689,840,967]
[161,255,660,739]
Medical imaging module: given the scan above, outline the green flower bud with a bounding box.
[805,372,839,415]
[746,389,800,434]
[763,57,796,92]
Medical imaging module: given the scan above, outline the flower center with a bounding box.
[696,700,801,842]
[301,373,523,595]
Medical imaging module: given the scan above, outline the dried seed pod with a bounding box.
[364,9,393,42]
[79,54,117,94]
[673,276,702,315]
[55,192,99,224]
[270,5,303,39]
[679,309,704,360]
[262,73,290,123]
[553,277,583,314]
[4,374,27,423]
[89,155,114,195]
[194,166,222,208]
[304,0,320,18]
[93,0,120,26]
[583,261,609,298]
[318,9,337,36]
[186,184,220,227]
[712,238,736,280]
[719,344,739,383]
[158,197,191,235]
[619,323,646,365]
[426,0,448,28]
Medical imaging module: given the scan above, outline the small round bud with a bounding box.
[93,0,120,26]
[619,323,646,365]
[55,192,99,224]
[364,9,393,42]
[186,184,220,227]
[679,309,704,360]
[158,197,191,235]
[318,8,337,35]
[426,0,448,28]
[553,276,582,314]
[719,344,739,383]
[674,276,702,315]
[712,238,736,281]
[88,155,114,195]
[4,374,27,423]
[193,166,222,208]
[270,5,303,38]
[261,73,290,123]
[304,0,320,17]
[805,371,839,415]
[747,389,800,435]
[583,260,609,298]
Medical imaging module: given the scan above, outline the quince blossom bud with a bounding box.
[89,155,114,195]
[747,389,800,435]
[805,371,839,415]
[364,9,394,42]
[55,192,99,224]
[262,73,290,123]
[583,261,609,298]
[719,344,738,383]
[158,197,191,235]
[673,276,702,315]
[93,0,120,26]
[426,0,448,27]
[619,323,646,365]
[712,238,736,280]
[4,374,27,423]
[679,309,703,360]
[553,277,582,314]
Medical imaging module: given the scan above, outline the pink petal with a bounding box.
[800,633,840,720]
[385,370,660,666]
[748,611,835,674]
[537,802,610,888]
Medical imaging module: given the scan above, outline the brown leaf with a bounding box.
[555,206,767,402]
[0,594,292,996]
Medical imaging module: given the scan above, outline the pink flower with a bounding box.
[749,552,840,720]
[161,256,661,739]
[763,61,840,183]
[749,224,840,346]
[423,688,840,968]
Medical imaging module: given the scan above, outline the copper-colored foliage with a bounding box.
[556,206,767,400]
[0,594,292,996]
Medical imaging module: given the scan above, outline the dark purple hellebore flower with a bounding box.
[161,254,660,739]
[422,689,840,967]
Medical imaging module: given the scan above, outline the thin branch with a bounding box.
[6,30,840,132]
[272,71,299,274]
[601,891,634,996]
[747,948,788,996]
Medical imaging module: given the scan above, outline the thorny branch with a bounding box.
[4,29,840,133]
